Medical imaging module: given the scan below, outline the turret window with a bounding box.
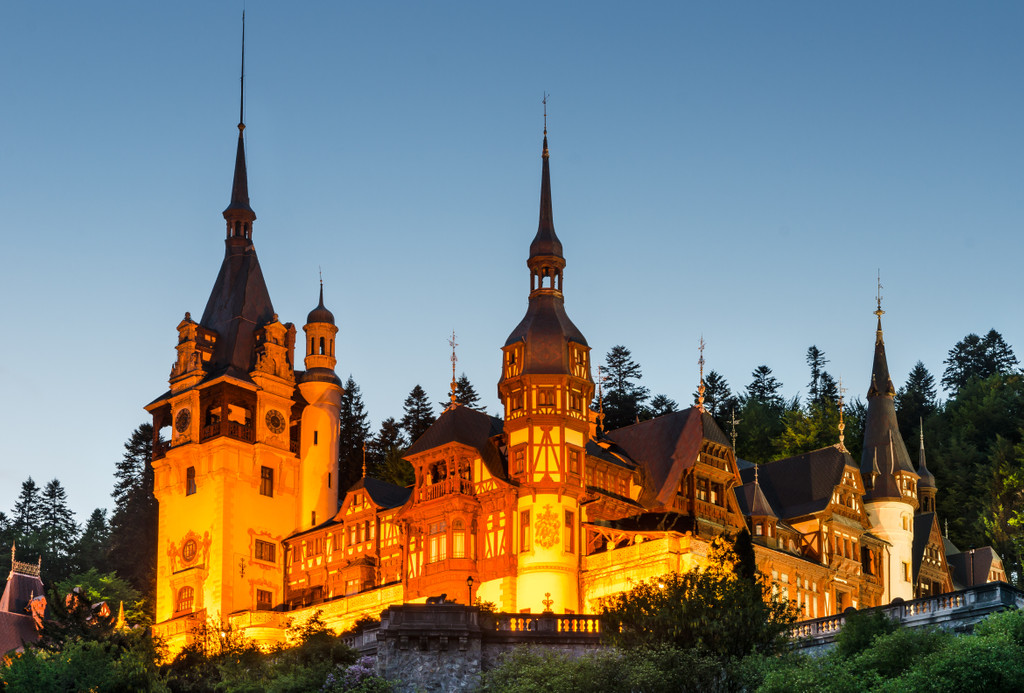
[186,467,197,496]
[520,510,531,552]
[564,511,575,554]
[568,448,580,475]
[453,519,466,559]
[319,337,325,355]
[537,389,556,407]
[513,448,525,475]
[260,466,274,497]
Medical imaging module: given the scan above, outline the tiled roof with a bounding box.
[406,405,507,480]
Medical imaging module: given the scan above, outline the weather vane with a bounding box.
[837,376,848,452]
[696,336,706,413]
[448,330,459,408]
[875,269,884,318]
[596,365,606,434]
[729,407,741,450]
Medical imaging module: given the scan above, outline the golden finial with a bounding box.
[362,442,367,478]
[837,376,848,452]
[447,330,459,409]
[596,365,605,434]
[729,407,741,450]
[696,336,706,413]
[874,270,885,319]
[754,461,759,487]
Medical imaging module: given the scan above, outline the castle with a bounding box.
[147,104,1004,653]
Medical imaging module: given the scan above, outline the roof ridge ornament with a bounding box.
[696,336,707,413]
[836,376,848,452]
[542,92,549,159]
[728,407,741,450]
[446,330,460,411]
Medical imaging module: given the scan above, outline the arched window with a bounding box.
[319,337,325,355]
[176,586,194,614]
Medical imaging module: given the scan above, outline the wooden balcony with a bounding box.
[199,420,254,444]
[418,476,475,502]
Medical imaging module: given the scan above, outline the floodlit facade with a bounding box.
[148,107,1001,655]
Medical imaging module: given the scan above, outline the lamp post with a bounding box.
[467,575,474,606]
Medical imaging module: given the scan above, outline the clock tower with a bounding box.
[147,98,341,648]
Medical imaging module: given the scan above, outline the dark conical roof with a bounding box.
[200,124,274,380]
[529,133,562,260]
[306,283,335,325]
[860,311,916,500]
[736,476,779,519]
[917,428,936,489]
[223,126,255,221]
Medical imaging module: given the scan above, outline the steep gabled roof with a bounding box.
[349,477,411,510]
[406,405,507,480]
[912,512,938,581]
[605,408,703,507]
[740,446,857,520]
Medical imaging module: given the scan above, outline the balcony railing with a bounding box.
[200,420,254,444]
[418,476,475,502]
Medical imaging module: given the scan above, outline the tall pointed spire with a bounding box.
[223,11,255,240]
[860,279,917,503]
[696,336,707,413]
[530,93,563,263]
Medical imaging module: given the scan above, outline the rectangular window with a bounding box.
[332,534,343,552]
[254,539,276,563]
[903,561,911,582]
[564,511,575,554]
[696,478,708,502]
[568,449,580,475]
[512,391,524,411]
[256,589,272,610]
[428,521,447,563]
[520,510,531,552]
[291,546,301,564]
[537,388,556,407]
[310,538,323,556]
[314,430,318,445]
[514,448,525,474]
[186,466,196,496]
[570,391,583,412]
[260,466,274,497]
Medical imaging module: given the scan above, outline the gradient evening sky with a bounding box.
[2,2,1022,521]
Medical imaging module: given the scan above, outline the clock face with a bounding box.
[174,409,191,434]
[265,409,286,435]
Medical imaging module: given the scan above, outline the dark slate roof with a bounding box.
[605,408,703,508]
[945,546,1001,588]
[912,512,938,581]
[917,432,936,489]
[701,412,732,447]
[585,439,636,470]
[223,128,255,218]
[406,406,507,480]
[860,316,916,495]
[529,134,562,260]
[351,477,411,510]
[306,284,335,325]
[0,572,44,616]
[735,479,778,518]
[740,446,857,520]
[503,294,589,372]
[199,239,276,380]
[0,612,38,655]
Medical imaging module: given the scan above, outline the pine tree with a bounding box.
[896,361,939,446]
[107,423,159,607]
[439,373,483,411]
[338,375,372,493]
[806,346,829,405]
[745,365,784,408]
[700,370,732,421]
[13,477,44,536]
[601,346,650,430]
[366,417,407,479]
[40,478,80,581]
[401,385,436,443]
[942,329,1019,396]
[648,394,678,418]
[75,508,111,574]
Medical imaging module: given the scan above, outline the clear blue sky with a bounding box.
[2,2,1022,521]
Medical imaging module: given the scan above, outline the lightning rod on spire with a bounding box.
[239,11,246,130]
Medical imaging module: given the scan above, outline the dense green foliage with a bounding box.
[481,609,1024,693]
[599,534,796,659]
